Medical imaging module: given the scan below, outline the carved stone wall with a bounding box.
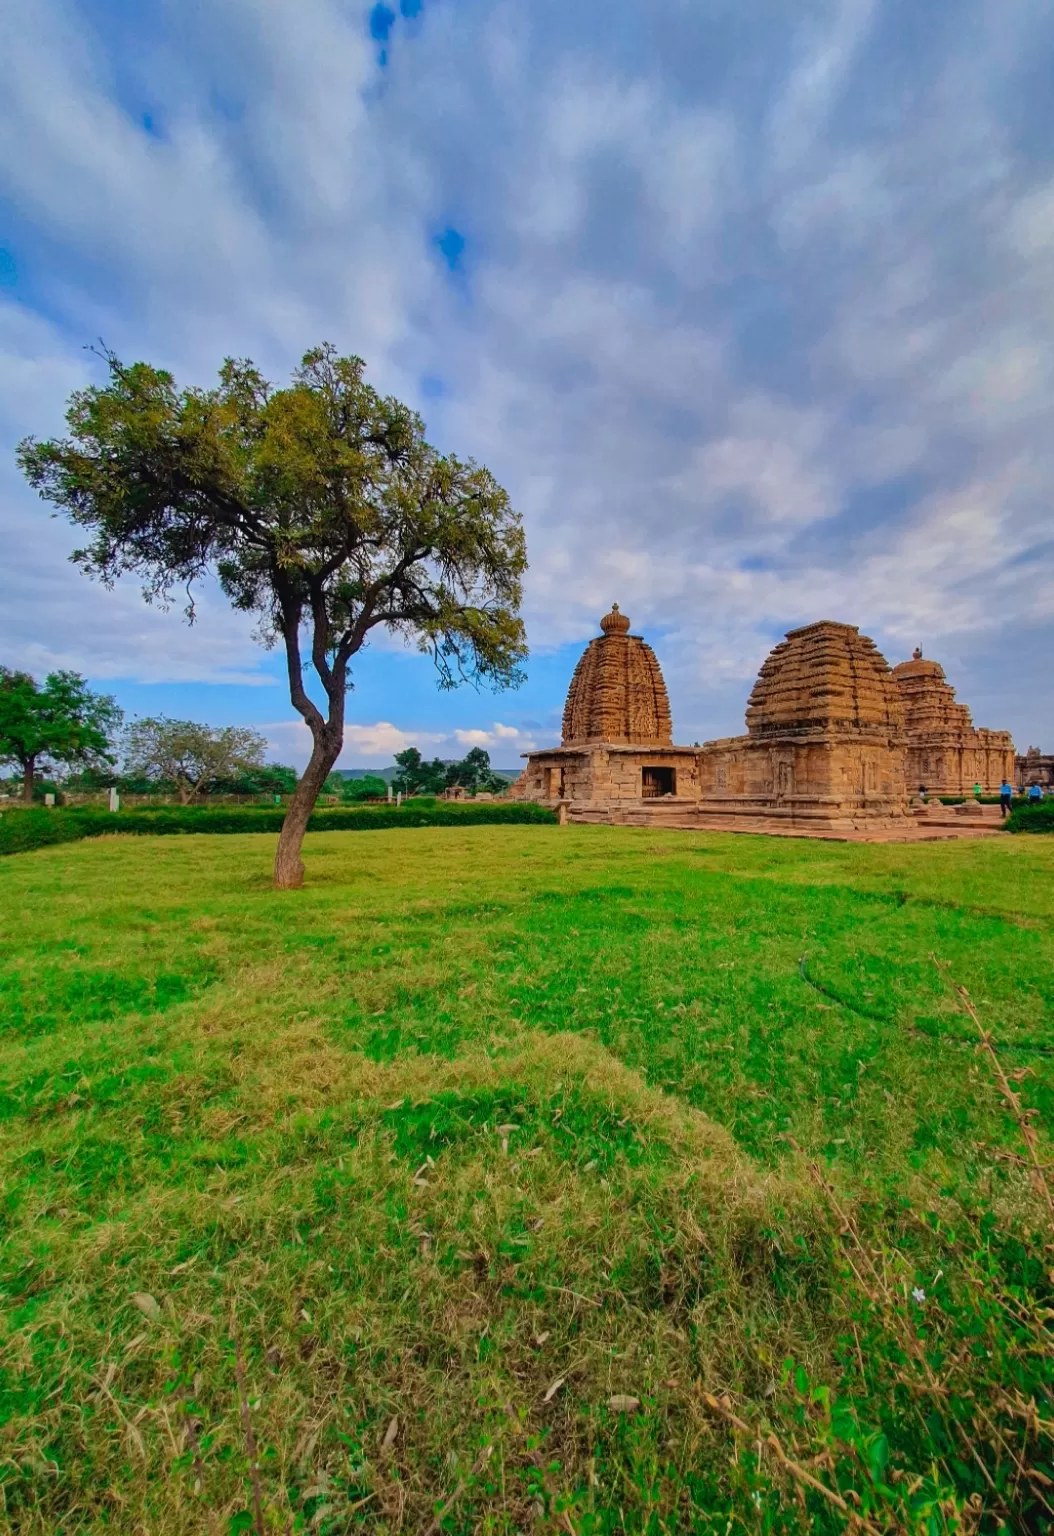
[512,746,699,805]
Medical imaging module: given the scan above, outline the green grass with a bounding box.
[1,825,1053,1533]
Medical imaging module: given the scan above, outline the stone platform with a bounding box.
[559,799,1008,843]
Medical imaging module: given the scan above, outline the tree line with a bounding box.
[0,668,512,806]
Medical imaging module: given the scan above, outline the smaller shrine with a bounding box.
[508,605,700,808]
[1017,746,1054,790]
[892,648,1014,794]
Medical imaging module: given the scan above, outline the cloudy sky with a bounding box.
[2,0,1052,768]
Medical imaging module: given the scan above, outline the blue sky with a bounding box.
[1,0,1052,768]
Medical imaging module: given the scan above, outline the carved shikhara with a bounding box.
[561,605,673,747]
[891,648,1015,794]
[507,610,1016,830]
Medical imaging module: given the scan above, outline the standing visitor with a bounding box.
[973,782,982,798]
[918,784,927,804]
[1028,782,1043,805]
[999,779,1014,817]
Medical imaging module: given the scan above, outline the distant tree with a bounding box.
[124,717,268,804]
[210,763,299,797]
[392,747,447,796]
[445,745,507,794]
[0,668,122,803]
[19,344,527,887]
[341,773,388,802]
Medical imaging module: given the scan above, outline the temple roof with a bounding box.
[745,620,904,739]
[891,647,947,683]
[561,605,673,747]
[891,647,974,735]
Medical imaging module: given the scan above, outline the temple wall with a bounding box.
[903,733,1015,794]
[511,748,700,804]
[696,734,907,819]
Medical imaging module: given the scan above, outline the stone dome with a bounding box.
[891,647,947,684]
[562,606,673,746]
[745,620,904,739]
[892,649,973,734]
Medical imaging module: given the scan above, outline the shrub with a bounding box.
[1006,800,1054,834]
[0,800,556,857]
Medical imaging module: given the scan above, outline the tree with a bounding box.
[19,345,527,887]
[341,773,388,802]
[124,717,268,804]
[444,745,507,795]
[391,746,448,797]
[210,763,299,798]
[0,668,122,803]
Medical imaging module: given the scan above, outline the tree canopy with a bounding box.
[0,668,122,803]
[392,743,509,797]
[19,344,527,885]
[123,717,268,804]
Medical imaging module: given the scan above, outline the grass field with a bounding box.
[1,825,1053,1533]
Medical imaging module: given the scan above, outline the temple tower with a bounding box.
[561,604,673,746]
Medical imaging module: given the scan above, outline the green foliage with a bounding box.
[0,667,122,801]
[1007,799,1054,833]
[124,717,268,803]
[1,828,1053,1530]
[0,800,556,856]
[339,773,388,802]
[18,345,528,874]
[391,746,448,796]
[210,763,299,797]
[444,743,508,793]
[393,742,509,796]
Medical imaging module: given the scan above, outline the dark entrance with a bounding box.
[642,766,675,798]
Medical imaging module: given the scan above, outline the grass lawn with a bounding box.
[1,825,1052,1533]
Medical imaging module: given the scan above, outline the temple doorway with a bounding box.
[642,766,676,798]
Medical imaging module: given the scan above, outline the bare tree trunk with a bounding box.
[22,756,35,805]
[273,726,341,890]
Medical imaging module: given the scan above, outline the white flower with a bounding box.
[911,1287,926,1305]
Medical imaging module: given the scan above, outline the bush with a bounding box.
[0,800,556,857]
[1006,800,1054,834]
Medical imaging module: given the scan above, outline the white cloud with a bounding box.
[1,0,1052,750]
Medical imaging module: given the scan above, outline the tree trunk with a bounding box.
[22,757,35,805]
[273,727,342,890]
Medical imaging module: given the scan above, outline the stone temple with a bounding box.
[891,648,1015,794]
[508,608,1015,837]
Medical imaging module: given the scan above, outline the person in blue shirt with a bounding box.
[999,779,1014,816]
[1028,782,1044,804]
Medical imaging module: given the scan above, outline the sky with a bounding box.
[1,0,1052,769]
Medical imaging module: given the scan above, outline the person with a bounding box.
[973,782,982,798]
[1028,782,1043,804]
[918,784,927,804]
[999,779,1014,817]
